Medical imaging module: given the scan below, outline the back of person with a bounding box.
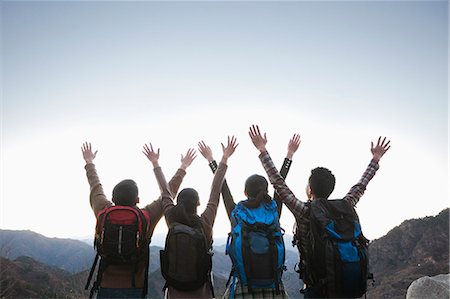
[301,198,370,298]
[226,198,286,298]
[160,220,213,292]
[86,204,151,298]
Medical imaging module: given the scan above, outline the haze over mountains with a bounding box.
[1,209,448,298]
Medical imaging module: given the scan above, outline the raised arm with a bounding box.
[81,142,112,216]
[249,125,307,219]
[198,141,236,220]
[275,133,301,216]
[142,147,195,233]
[201,136,238,228]
[142,143,173,217]
[168,148,196,197]
[344,136,391,206]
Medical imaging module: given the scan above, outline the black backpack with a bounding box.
[160,222,213,292]
[295,199,371,298]
[85,206,150,299]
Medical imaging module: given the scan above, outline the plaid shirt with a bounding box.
[222,281,290,299]
[259,151,380,287]
[259,151,379,220]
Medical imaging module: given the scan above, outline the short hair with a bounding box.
[309,167,336,199]
[112,179,139,206]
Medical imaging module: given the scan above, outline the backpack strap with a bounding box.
[268,232,280,294]
[89,258,108,299]
[134,207,150,298]
[85,253,99,291]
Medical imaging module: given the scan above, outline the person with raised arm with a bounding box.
[248,125,391,298]
[150,136,238,299]
[198,134,300,220]
[82,142,196,299]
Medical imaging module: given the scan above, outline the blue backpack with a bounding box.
[307,198,371,298]
[226,199,285,296]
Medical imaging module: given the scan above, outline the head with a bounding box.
[169,188,201,227]
[306,167,336,200]
[244,174,271,208]
[176,188,200,214]
[112,179,139,206]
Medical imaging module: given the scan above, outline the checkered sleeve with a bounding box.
[259,151,306,219]
[344,159,380,206]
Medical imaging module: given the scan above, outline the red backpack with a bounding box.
[85,206,150,298]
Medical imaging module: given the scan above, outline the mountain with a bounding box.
[0,256,89,298]
[0,229,95,273]
[367,208,449,299]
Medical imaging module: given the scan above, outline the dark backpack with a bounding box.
[85,206,150,298]
[226,200,285,295]
[298,198,371,298]
[160,222,213,292]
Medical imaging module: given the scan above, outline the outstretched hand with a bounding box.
[371,137,391,162]
[81,142,97,164]
[180,148,197,170]
[143,143,160,167]
[198,141,214,162]
[249,125,267,153]
[287,133,301,159]
[221,136,238,163]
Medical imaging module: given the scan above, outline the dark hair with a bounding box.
[167,188,201,227]
[244,174,272,208]
[309,167,336,199]
[112,179,139,206]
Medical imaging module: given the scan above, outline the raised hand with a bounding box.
[249,124,267,153]
[221,136,238,163]
[287,133,301,160]
[81,142,98,164]
[180,148,197,170]
[198,141,214,162]
[371,137,391,162]
[143,143,160,167]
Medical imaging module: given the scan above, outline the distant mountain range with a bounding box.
[1,208,448,298]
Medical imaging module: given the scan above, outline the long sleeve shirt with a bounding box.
[258,151,380,220]
[84,163,185,288]
[208,158,292,221]
[164,162,228,299]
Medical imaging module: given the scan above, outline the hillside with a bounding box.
[0,256,88,298]
[367,208,449,298]
[0,230,95,273]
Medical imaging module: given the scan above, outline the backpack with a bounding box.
[85,206,150,299]
[226,199,285,296]
[297,198,371,298]
[160,221,213,292]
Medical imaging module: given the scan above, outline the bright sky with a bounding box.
[1,0,448,244]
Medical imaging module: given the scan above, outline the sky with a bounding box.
[1,0,448,245]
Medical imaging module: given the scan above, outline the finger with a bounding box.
[264,133,267,141]
[384,140,391,149]
[157,148,160,156]
[143,144,149,153]
[221,143,225,151]
[256,125,261,136]
[371,141,374,150]
[385,145,391,151]
[94,150,98,157]
[150,143,154,152]
[377,136,381,147]
[381,136,386,146]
